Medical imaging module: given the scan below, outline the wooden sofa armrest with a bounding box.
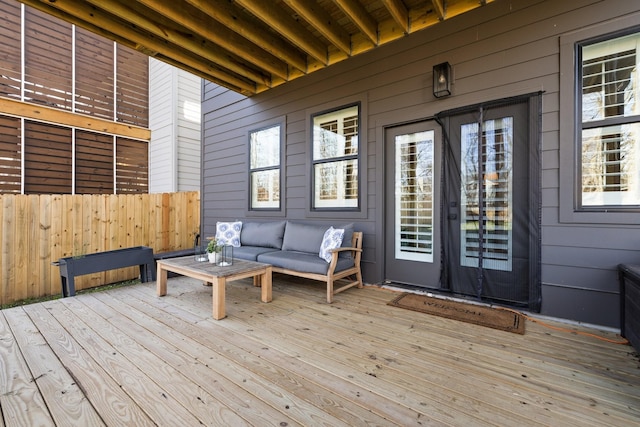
[332,246,362,253]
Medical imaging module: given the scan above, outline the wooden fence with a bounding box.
[0,191,200,305]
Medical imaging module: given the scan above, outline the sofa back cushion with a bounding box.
[240,220,286,249]
[281,221,328,254]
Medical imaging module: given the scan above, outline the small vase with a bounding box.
[208,252,220,264]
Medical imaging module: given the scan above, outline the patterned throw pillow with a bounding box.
[319,226,345,263]
[215,221,242,247]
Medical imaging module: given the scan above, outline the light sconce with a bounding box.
[433,62,452,98]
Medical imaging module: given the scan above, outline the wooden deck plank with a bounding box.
[2,308,105,426]
[55,295,252,426]
[97,284,407,426]
[0,312,53,427]
[156,277,639,426]
[79,292,305,427]
[22,303,160,427]
[1,276,639,427]
[39,298,208,426]
[272,280,640,425]
[158,279,573,426]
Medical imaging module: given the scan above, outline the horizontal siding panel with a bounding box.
[75,28,114,120]
[542,264,619,293]
[24,7,73,111]
[0,1,22,98]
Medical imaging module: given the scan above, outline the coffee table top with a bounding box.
[157,256,271,278]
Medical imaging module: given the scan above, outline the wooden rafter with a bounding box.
[431,0,446,21]
[16,0,494,96]
[334,0,379,45]
[284,0,352,55]
[382,0,409,34]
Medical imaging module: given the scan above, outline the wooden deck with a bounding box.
[1,275,639,426]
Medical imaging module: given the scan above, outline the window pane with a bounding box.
[250,125,280,169]
[395,131,434,262]
[313,105,358,160]
[312,104,360,209]
[580,31,640,209]
[251,169,280,209]
[582,123,640,206]
[582,33,639,122]
[313,159,358,208]
[460,118,513,271]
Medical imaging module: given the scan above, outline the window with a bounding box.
[249,124,281,209]
[578,31,640,209]
[312,104,359,209]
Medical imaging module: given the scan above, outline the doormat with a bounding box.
[387,293,525,334]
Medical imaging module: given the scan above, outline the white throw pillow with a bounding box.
[216,221,242,247]
[319,227,344,263]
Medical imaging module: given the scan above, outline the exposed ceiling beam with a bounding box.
[284,0,352,55]
[235,0,329,65]
[184,0,308,74]
[84,0,269,87]
[431,0,446,21]
[334,0,379,45]
[135,0,289,80]
[382,0,409,34]
[21,0,257,94]
[15,0,495,96]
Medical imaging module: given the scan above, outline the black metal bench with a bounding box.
[54,246,155,297]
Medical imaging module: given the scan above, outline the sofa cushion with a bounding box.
[258,250,355,275]
[240,220,286,249]
[281,221,327,254]
[233,246,279,262]
[216,221,242,247]
[319,226,344,262]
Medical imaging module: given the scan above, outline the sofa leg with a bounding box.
[327,279,334,303]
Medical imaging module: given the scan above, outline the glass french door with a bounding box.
[384,121,441,287]
[440,96,541,309]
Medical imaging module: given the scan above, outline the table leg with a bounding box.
[212,277,226,320]
[261,266,272,303]
[156,264,168,296]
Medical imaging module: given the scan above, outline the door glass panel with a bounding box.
[395,130,434,262]
[460,117,513,271]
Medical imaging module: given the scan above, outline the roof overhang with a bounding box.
[18,0,493,96]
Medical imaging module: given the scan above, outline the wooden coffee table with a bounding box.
[156,256,272,320]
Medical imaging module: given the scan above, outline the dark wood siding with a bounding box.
[24,121,72,194]
[202,0,640,327]
[75,28,115,120]
[116,137,148,193]
[0,116,22,193]
[116,45,149,128]
[24,7,73,110]
[0,0,149,195]
[76,131,114,194]
[0,1,22,99]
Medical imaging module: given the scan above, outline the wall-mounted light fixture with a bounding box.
[433,62,451,98]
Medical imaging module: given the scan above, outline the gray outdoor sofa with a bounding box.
[217,220,363,303]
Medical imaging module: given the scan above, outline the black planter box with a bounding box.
[619,263,640,352]
[54,246,155,297]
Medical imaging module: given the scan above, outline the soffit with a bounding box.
[19,0,492,96]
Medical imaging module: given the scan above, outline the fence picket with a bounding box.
[0,191,199,305]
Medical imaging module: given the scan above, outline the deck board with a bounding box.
[1,275,639,426]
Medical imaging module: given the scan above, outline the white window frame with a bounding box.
[248,121,283,212]
[311,103,360,210]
